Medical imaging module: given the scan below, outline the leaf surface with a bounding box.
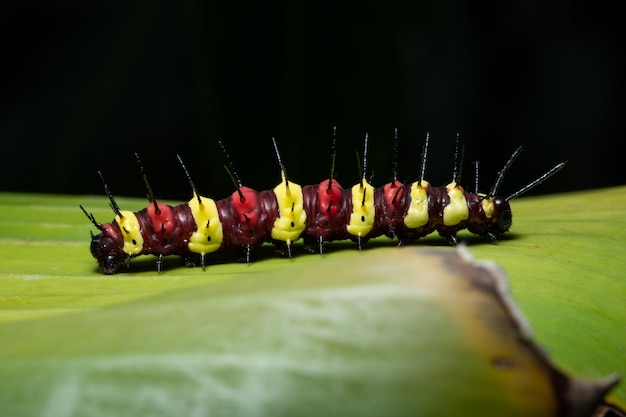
[0,188,624,415]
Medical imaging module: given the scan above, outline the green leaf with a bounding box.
[0,188,624,415]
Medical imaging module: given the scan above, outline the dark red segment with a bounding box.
[216,187,278,251]
[90,222,126,273]
[302,180,351,244]
[373,181,409,239]
[136,204,196,256]
[101,222,122,247]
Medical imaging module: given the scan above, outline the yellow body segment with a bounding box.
[404,180,430,229]
[443,182,469,226]
[116,211,144,255]
[187,194,223,255]
[347,180,375,237]
[480,195,495,219]
[271,178,307,244]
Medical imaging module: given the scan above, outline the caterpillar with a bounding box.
[81,130,565,274]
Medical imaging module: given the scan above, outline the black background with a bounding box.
[1,1,624,201]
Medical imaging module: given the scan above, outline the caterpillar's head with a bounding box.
[492,197,512,234]
[89,226,126,275]
[477,147,566,240]
[81,205,127,274]
[468,196,512,241]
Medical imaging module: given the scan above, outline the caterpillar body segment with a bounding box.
[403,180,430,230]
[187,193,223,256]
[116,210,144,256]
[215,188,275,252]
[372,181,407,240]
[346,179,376,240]
[82,133,565,274]
[271,177,307,245]
[301,179,349,254]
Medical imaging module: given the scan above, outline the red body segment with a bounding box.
[147,202,176,238]
[140,204,196,255]
[317,179,344,219]
[372,181,409,239]
[302,180,351,248]
[214,188,278,252]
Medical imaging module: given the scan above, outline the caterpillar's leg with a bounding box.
[181,253,201,268]
[274,241,293,258]
[156,253,164,273]
[485,231,499,243]
[238,244,253,263]
[303,236,325,255]
[445,232,459,246]
[98,255,124,275]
